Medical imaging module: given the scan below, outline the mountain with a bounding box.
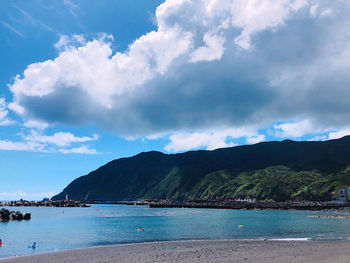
[52,136,350,202]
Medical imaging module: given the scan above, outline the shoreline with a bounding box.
[2,239,350,263]
[86,200,350,211]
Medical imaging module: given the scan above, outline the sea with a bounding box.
[0,204,350,258]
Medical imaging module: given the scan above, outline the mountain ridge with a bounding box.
[52,136,350,201]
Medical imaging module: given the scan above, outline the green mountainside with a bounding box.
[52,136,350,201]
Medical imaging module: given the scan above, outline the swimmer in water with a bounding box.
[29,242,38,249]
[0,239,2,246]
[137,227,144,232]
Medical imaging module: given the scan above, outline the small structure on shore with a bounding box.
[337,187,350,203]
[0,208,31,222]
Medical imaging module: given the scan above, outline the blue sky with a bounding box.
[1,0,350,200]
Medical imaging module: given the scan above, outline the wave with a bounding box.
[267,238,311,241]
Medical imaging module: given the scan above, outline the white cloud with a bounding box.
[54,34,86,51]
[23,120,49,130]
[0,118,14,126]
[308,135,327,141]
[23,130,98,147]
[165,127,257,152]
[7,0,350,143]
[273,120,314,138]
[0,191,56,201]
[0,131,98,154]
[58,145,97,154]
[246,134,266,144]
[309,4,318,17]
[8,101,24,115]
[190,31,225,62]
[0,98,14,126]
[231,0,308,49]
[166,132,230,152]
[0,140,46,152]
[328,129,350,140]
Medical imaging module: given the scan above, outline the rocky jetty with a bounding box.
[0,199,90,208]
[0,208,31,222]
[148,199,350,211]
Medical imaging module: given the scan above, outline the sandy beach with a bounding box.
[1,240,350,263]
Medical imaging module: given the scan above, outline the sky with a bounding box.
[1,0,350,200]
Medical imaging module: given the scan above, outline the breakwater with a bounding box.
[0,208,31,221]
[148,200,350,211]
[82,200,141,205]
[0,200,90,207]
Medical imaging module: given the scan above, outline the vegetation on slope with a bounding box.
[188,166,350,201]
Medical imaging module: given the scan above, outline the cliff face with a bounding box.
[52,136,350,201]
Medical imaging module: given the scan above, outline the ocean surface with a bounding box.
[0,204,350,258]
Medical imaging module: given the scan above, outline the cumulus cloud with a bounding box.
[7,0,350,149]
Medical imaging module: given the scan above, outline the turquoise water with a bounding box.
[1,204,350,258]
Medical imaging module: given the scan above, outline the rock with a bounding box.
[23,213,31,220]
[0,208,10,221]
[0,208,31,222]
[16,211,23,220]
[10,212,17,220]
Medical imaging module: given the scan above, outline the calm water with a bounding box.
[0,204,350,258]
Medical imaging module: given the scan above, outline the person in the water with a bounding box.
[29,242,38,249]
[0,239,2,246]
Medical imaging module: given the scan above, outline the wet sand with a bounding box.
[1,240,350,263]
